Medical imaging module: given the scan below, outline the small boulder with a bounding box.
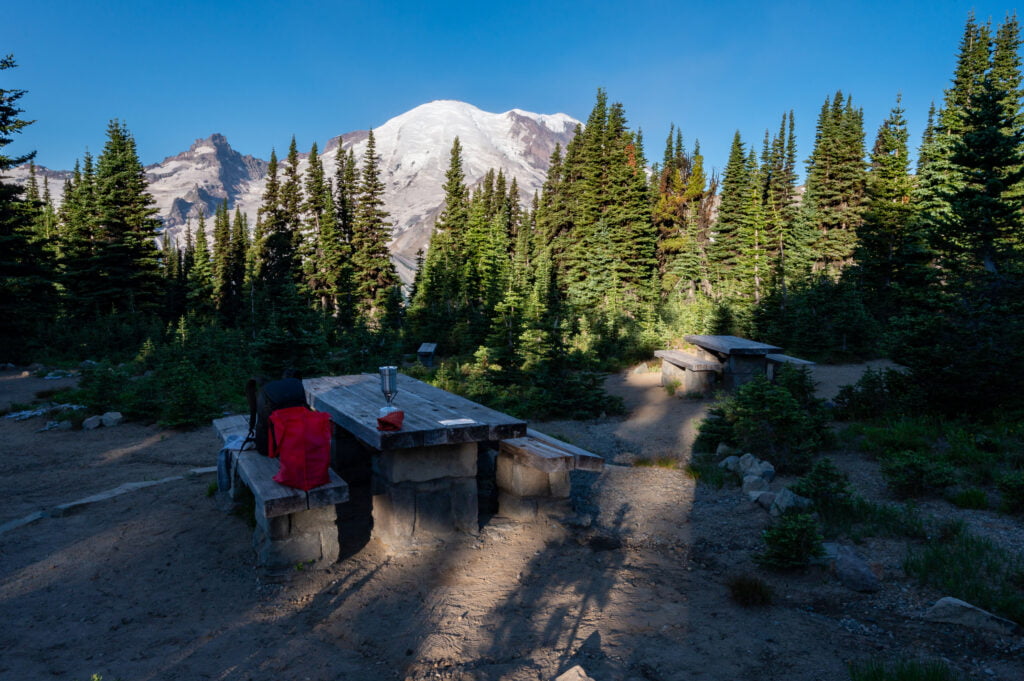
[770,488,813,516]
[755,491,776,510]
[82,415,103,430]
[716,442,739,457]
[834,545,880,592]
[718,455,740,472]
[555,665,595,681]
[101,411,124,427]
[748,460,776,482]
[742,474,769,495]
[737,452,759,474]
[924,597,1018,634]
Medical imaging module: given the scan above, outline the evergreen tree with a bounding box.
[89,119,164,314]
[0,55,55,359]
[227,208,249,325]
[255,150,294,290]
[211,199,231,315]
[408,138,470,346]
[921,14,1024,276]
[710,131,750,284]
[857,95,921,311]
[187,211,214,314]
[351,130,400,329]
[803,91,867,276]
[332,147,358,327]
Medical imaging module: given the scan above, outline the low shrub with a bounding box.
[756,513,825,570]
[944,426,1002,483]
[833,368,916,421]
[948,487,989,510]
[904,523,1024,625]
[684,451,728,489]
[997,471,1024,514]
[791,458,854,508]
[790,458,860,535]
[880,450,956,498]
[695,372,832,474]
[858,418,936,459]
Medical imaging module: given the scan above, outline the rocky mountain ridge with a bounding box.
[10,101,579,281]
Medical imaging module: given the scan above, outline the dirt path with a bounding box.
[0,366,1020,681]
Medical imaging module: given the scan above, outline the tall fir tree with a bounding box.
[86,119,164,315]
[408,137,470,346]
[857,95,922,313]
[351,130,401,330]
[0,55,55,359]
[803,91,868,276]
[187,211,214,315]
[211,199,232,316]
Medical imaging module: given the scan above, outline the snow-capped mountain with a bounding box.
[10,101,579,282]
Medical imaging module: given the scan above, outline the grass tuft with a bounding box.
[727,574,773,607]
[848,658,963,681]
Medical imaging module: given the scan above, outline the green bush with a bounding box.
[790,458,857,531]
[722,375,831,473]
[834,368,917,421]
[944,426,1002,483]
[858,418,936,458]
[756,513,825,570]
[948,487,989,510]
[880,450,956,498]
[684,451,728,489]
[791,458,854,507]
[68,320,255,428]
[997,471,1024,514]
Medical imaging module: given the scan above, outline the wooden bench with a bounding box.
[213,415,349,574]
[654,349,723,396]
[495,429,603,521]
[765,353,816,381]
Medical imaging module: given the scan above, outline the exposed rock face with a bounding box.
[147,133,269,232]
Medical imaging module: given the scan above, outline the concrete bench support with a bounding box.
[371,442,478,552]
[655,349,723,396]
[213,415,349,575]
[496,430,603,521]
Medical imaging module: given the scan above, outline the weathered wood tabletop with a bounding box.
[684,334,783,356]
[304,374,527,451]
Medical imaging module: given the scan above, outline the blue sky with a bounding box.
[4,0,1020,180]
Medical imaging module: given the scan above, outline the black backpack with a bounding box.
[245,377,309,456]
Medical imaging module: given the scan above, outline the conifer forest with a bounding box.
[2,14,1024,427]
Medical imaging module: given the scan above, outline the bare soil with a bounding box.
[0,364,1021,681]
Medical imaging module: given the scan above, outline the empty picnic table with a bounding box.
[684,334,783,390]
[304,374,527,551]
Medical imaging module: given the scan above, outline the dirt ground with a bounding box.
[1,363,1021,681]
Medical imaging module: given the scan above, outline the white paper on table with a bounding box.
[438,418,476,426]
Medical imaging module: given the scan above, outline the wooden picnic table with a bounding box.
[303,373,527,552]
[682,334,785,390]
[684,334,783,357]
[304,374,525,451]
